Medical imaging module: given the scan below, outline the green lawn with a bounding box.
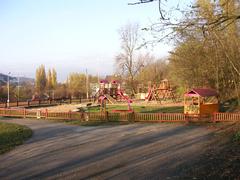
[87,105,184,113]
[0,122,32,154]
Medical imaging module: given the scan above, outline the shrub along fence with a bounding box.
[0,108,239,123]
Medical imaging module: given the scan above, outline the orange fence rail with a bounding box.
[134,113,186,122]
[0,108,187,122]
[213,112,240,122]
[0,108,239,123]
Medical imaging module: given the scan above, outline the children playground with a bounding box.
[0,78,239,123]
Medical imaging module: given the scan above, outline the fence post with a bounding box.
[80,112,84,121]
[184,113,189,124]
[85,112,89,121]
[37,109,41,119]
[212,112,216,123]
[69,110,72,120]
[105,111,109,122]
[23,108,26,118]
[159,113,163,123]
[129,111,135,122]
[45,109,48,119]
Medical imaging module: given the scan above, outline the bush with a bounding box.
[233,131,240,142]
[0,122,32,154]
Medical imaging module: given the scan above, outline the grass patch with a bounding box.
[0,122,32,154]
[141,106,184,113]
[233,131,240,142]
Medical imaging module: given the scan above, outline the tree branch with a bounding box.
[128,0,155,5]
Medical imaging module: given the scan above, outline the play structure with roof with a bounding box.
[95,79,132,106]
[184,88,219,117]
[145,79,176,103]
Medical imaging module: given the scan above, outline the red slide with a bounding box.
[117,90,133,103]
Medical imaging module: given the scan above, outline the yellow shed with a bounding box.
[184,88,219,117]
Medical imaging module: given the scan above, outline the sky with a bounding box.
[0,0,175,81]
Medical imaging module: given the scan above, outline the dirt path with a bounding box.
[0,119,215,179]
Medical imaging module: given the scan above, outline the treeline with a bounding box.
[34,65,98,100]
[35,65,57,98]
[66,73,98,98]
[0,66,99,102]
[167,0,240,103]
[0,81,34,102]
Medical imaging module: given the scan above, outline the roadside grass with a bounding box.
[87,105,183,113]
[0,122,32,154]
[210,122,240,143]
[180,122,240,179]
[233,131,240,142]
[220,98,239,112]
[232,123,240,143]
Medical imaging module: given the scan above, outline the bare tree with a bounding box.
[115,23,145,94]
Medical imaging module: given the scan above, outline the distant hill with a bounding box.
[0,73,16,85]
[19,77,35,85]
[0,73,34,86]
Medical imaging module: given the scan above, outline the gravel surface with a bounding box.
[0,119,215,179]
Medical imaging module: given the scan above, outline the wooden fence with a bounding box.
[0,108,188,122]
[213,112,240,122]
[0,108,239,123]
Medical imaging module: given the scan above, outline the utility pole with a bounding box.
[7,72,11,108]
[97,72,100,83]
[17,76,20,102]
[97,59,100,83]
[86,69,89,99]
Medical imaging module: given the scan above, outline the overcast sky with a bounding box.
[0,0,176,81]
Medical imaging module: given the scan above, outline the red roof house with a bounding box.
[184,88,219,116]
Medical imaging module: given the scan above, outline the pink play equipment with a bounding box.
[99,95,107,112]
[95,79,133,112]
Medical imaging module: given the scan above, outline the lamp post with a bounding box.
[7,72,11,108]
[86,69,89,99]
[17,76,20,102]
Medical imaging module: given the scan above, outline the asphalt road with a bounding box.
[0,119,215,180]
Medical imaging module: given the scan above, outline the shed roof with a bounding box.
[185,88,218,97]
[100,80,109,84]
